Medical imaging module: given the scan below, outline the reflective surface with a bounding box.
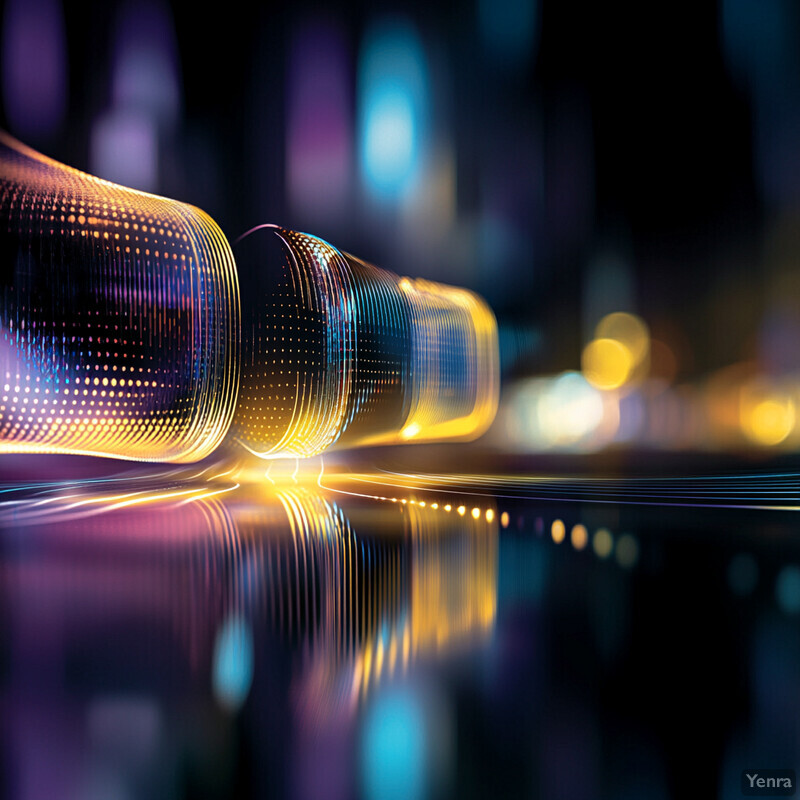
[1,454,798,799]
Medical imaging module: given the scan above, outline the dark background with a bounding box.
[3,5,800,800]
[2,0,791,382]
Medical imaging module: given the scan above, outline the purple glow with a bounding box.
[758,308,800,374]
[1,0,67,141]
[287,20,352,220]
[112,0,181,126]
[90,110,158,191]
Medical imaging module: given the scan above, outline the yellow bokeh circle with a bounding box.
[581,338,633,390]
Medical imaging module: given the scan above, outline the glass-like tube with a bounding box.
[233,225,499,457]
[0,133,239,461]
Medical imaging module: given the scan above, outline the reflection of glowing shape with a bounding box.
[212,614,254,712]
[0,133,240,461]
[359,21,428,201]
[407,503,497,656]
[728,553,758,596]
[615,534,639,569]
[570,523,588,550]
[227,482,498,707]
[361,688,426,800]
[1,468,498,709]
[776,565,800,614]
[235,227,499,457]
[592,528,613,559]
[0,481,242,689]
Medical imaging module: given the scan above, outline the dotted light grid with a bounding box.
[0,133,239,461]
[235,228,499,457]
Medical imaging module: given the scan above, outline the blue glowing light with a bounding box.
[212,615,254,712]
[358,21,429,201]
[477,0,538,69]
[776,566,800,615]
[721,0,795,96]
[361,688,426,800]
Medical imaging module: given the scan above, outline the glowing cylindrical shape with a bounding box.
[234,225,499,457]
[0,133,239,461]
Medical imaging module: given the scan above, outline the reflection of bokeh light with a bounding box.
[361,688,426,800]
[212,615,254,712]
[592,528,613,559]
[615,534,639,569]
[582,338,633,390]
[595,312,650,365]
[727,553,758,596]
[407,501,497,659]
[741,393,795,446]
[776,566,800,614]
[551,519,565,544]
[500,511,510,528]
[359,21,428,202]
[570,523,588,550]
